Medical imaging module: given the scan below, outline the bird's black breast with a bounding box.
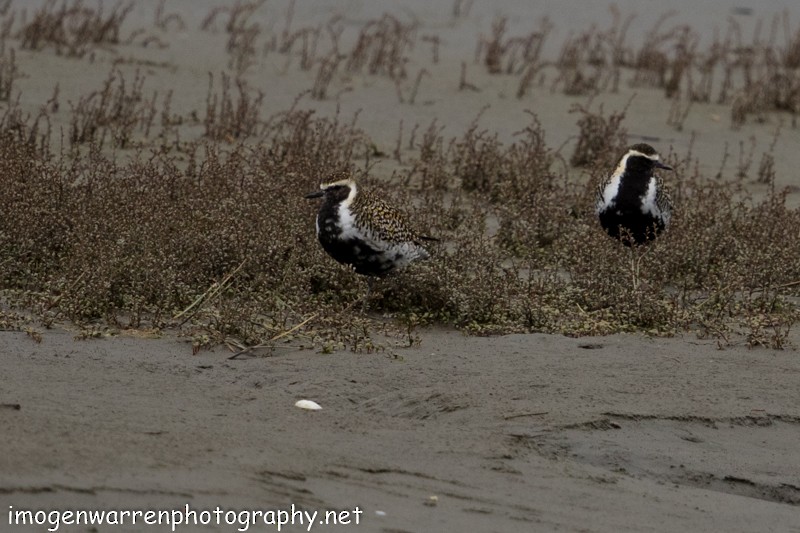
[315,202,402,277]
[612,173,650,211]
[597,174,664,245]
[598,209,664,245]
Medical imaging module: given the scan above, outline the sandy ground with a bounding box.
[3,1,800,531]
[2,328,800,532]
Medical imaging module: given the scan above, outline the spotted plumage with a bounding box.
[305,177,434,278]
[596,143,673,246]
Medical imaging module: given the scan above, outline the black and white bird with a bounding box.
[305,176,435,308]
[596,143,674,246]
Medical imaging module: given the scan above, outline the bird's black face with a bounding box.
[304,184,351,204]
[626,154,673,176]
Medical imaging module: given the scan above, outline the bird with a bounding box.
[596,143,673,246]
[304,175,436,309]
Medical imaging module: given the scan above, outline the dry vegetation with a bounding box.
[18,0,134,57]
[1,2,800,353]
[477,7,800,127]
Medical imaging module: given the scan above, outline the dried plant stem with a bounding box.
[228,312,319,359]
[174,259,246,326]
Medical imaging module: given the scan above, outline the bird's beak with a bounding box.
[655,161,673,171]
[304,190,324,199]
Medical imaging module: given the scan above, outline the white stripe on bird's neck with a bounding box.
[336,184,361,240]
[341,181,358,209]
[600,173,622,211]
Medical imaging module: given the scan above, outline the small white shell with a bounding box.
[375,510,386,517]
[295,399,322,411]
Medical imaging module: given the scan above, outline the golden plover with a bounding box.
[305,176,435,308]
[596,143,673,246]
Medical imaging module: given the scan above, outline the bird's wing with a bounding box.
[655,176,673,213]
[355,192,422,245]
[595,176,613,213]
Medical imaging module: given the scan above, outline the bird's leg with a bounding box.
[621,229,640,291]
[629,247,638,292]
[362,277,374,313]
[630,244,652,292]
